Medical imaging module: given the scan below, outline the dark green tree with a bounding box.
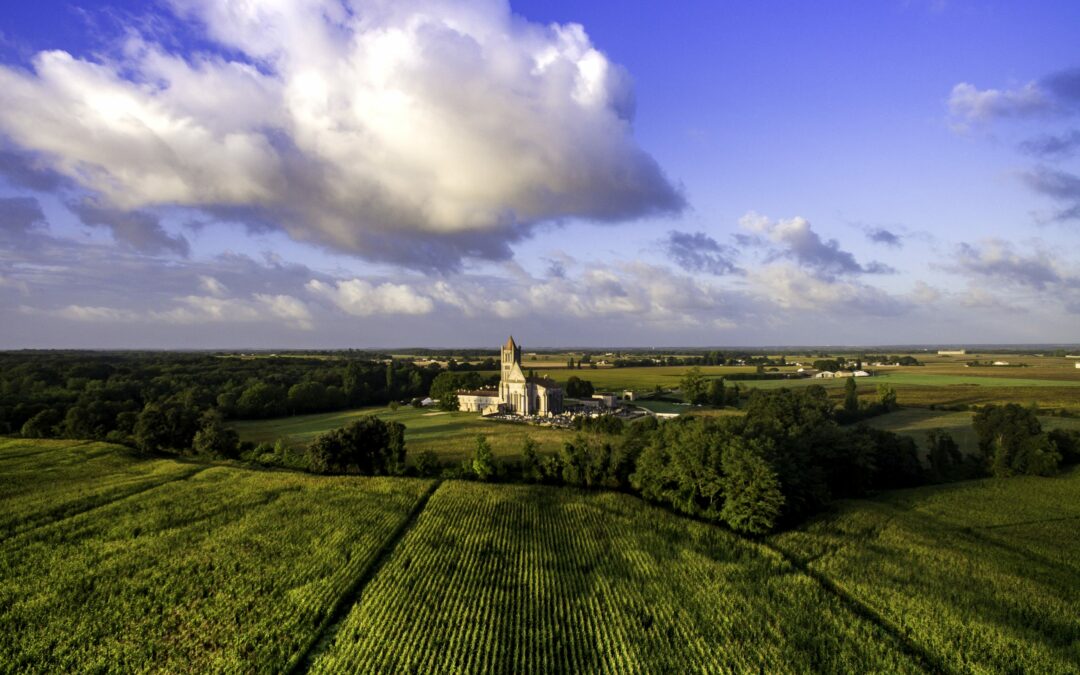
[472,435,495,481]
[680,367,708,405]
[719,439,785,534]
[843,376,859,414]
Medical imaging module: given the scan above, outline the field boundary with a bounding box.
[1,464,210,543]
[761,538,946,673]
[287,479,443,674]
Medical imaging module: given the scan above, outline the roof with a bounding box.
[459,389,499,397]
[503,335,517,351]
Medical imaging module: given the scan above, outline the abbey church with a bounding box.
[457,337,564,416]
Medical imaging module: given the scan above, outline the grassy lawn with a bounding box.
[232,405,577,463]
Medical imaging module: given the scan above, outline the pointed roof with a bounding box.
[503,335,517,351]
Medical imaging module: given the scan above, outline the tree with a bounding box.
[133,403,171,453]
[472,435,495,481]
[877,384,897,411]
[974,404,1060,477]
[708,378,726,408]
[415,450,440,477]
[720,439,785,534]
[565,376,594,399]
[305,416,407,475]
[843,377,859,414]
[680,367,708,405]
[193,410,240,458]
[521,435,542,482]
[20,409,60,438]
[927,428,963,482]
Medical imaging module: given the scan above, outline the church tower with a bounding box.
[501,336,521,381]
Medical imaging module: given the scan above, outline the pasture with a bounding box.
[232,405,578,462]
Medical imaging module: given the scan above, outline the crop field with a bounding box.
[769,467,1080,674]
[0,440,433,673]
[232,405,577,462]
[0,438,204,539]
[308,481,921,673]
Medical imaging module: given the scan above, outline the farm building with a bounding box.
[592,393,619,408]
[937,349,967,355]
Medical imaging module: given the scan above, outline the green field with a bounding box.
[232,405,577,462]
[4,438,1078,672]
[310,480,919,672]
[864,408,1080,457]
[770,466,1080,673]
[0,440,433,672]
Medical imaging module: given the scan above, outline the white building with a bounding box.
[459,337,564,416]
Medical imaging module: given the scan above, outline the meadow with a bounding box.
[232,406,577,462]
[2,438,1078,672]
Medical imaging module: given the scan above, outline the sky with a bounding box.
[0,0,1078,349]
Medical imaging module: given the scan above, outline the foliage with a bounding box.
[564,376,595,398]
[306,415,407,475]
[974,404,1061,477]
[192,411,240,458]
[679,367,708,404]
[719,439,785,534]
[843,376,859,414]
[471,435,495,481]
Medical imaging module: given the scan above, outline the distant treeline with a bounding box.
[1,352,442,454]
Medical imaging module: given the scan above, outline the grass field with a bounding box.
[232,405,578,462]
[0,439,433,673]
[308,481,921,673]
[864,408,1080,457]
[769,466,1080,674]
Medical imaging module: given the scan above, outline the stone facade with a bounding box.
[459,336,563,416]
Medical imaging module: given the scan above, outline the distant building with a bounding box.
[1075,362,1080,369]
[622,390,636,401]
[937,349,967,355]
[592,393,619,408]
[853,370,871,377]
[814,371,836,379]
[993,361,1010,366]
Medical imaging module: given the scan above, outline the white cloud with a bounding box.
[255,293,314,330]
[749,265,907,316]
[307,278,436,316]
[739,211,891,277]
[199,275,228,296]
[947,81,1049,125]
[24,304,141,322]
[0,0,682,269]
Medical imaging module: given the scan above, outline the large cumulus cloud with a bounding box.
[0,0,683,271]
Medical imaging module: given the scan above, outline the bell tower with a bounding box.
[501,336,520,381]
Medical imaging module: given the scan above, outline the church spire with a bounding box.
[504,335,517,351]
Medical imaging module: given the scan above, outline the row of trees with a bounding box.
[451,388,1080,535]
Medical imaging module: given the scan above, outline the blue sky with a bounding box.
[0,0,1078,348]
